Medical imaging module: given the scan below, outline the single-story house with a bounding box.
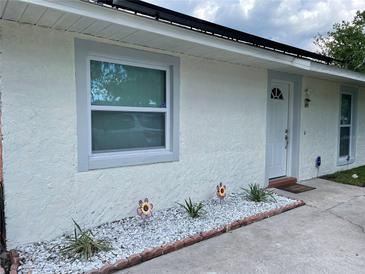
[1,0,365,248]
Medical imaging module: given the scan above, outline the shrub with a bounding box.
[178,198,205,218]
[242,183,276,203]
[62,220,111,259]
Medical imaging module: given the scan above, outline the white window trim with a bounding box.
[75,39,180,171]
[337,86,358,166]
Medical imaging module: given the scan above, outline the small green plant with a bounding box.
[62,220,111,259]
[242,183,276,203]
[178,198,205,218]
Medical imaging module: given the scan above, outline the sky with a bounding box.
[145,0,365,52]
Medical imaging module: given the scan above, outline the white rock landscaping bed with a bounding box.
[17,193,297,274]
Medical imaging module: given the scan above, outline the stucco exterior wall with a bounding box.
[1,21,267,247]
[298,76,365,180]
[3,20,365,248]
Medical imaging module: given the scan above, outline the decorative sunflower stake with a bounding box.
[216,182,227,203]
[137,198,153,223]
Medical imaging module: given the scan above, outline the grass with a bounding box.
[241,183,276,203]
[321,165,365,187]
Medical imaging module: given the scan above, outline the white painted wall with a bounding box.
[298,76,365,180]
[3,20,365,248]
[1,21,267,247]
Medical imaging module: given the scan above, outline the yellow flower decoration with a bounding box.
[216,182,226,200]
[137,198,153,219]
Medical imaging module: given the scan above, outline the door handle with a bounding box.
[284,129,289,149]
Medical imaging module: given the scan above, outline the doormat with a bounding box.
[276,183,316,194]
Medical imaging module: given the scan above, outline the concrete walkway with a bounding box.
[118,179,365,274]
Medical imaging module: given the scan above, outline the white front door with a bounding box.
[267,81,290,179]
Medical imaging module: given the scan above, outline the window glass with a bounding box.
[339,127,350,157]
[340,94,352,125]
[90,60,166,107]
[270,88,284,100]
[92,111,165,153]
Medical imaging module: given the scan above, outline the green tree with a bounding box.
[314,11,365,73]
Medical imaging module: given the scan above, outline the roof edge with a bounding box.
[93,0,334,65]
[17,0,365,84]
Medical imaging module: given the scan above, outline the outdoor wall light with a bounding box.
[304,88,312,108]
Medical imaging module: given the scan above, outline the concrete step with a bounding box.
[268,177,297,188]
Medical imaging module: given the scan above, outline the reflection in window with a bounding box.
[340,94,352,125]
[339,127,350,158]
[92,111,165,153]
[90,59,168,154]
[339,93,353,162]
[90,60,166,108]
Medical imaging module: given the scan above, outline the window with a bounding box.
[338,87,357,165]
[90,59,168,153]
[75,39,180,171]
[270,88,284,100]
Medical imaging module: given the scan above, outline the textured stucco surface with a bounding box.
[2,21,365,248]
[299,76,365,180]
[1,22,267,247]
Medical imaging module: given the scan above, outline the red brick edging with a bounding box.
[10,199,305,274]
[87,199,305,274]
[9,249,20,274]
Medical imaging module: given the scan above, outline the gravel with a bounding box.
[17,193,296,274]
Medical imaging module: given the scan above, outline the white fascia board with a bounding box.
[15,0,311,66]
[310,62,365,83]
[19,0,298,65]
[19,0,365,84]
